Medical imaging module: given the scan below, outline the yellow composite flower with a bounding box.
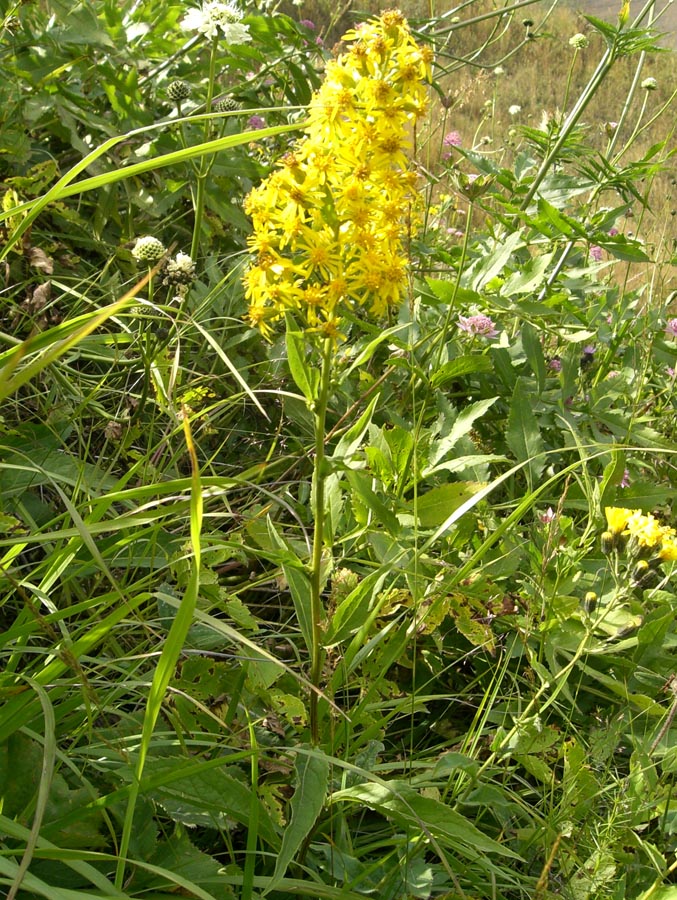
[604,507,638,535]
[242,9,431,337]
[659,537,677,561]
[625,510,667,549]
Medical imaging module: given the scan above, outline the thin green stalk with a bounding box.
[429,201,474,369]
[190,35,219,261]
[309,337,334,745]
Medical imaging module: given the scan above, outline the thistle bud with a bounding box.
[215,97,240,113]
[569,33,589,50]
[132,236,166,262]
[167,80,191,102]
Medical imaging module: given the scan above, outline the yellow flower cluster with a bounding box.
[603,506,677,561]
[243,10,432,338]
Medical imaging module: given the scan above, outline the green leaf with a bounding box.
[345,469,401,536]
[415,482,486,528]
[424,279,480,306]
[333,394,379,463]
[501,250,554,296]
[430,354,493,388]
[285,325,318,403]
[142,758,279,846]
[325,570,388,647]
[332,781,519,859]
[594,236,651,262]
[520,322,547,394]
[505,379,545,485]
[471,230,523,292]
[265,749,329,894]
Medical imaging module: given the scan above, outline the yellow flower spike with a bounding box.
[604,506,638,535]
[243,9,430,337]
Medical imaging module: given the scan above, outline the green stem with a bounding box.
[429,201,474,369]
[309,337,334,745]
[190,36,218,261]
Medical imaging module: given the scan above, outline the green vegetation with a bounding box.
[1,1,676,899]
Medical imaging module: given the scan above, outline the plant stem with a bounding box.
[309,336,334,745]
[190,35,218,261]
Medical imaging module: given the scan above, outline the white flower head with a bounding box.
[181,2,251,43]
[508,104,521,116]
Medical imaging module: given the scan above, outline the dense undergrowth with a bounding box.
[1,1,677,899]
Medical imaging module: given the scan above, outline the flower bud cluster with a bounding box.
[243,10,432,339]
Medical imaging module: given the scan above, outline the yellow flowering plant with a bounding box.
[602,505,677,594]
[242,10,431,743]
[243,9,431,339]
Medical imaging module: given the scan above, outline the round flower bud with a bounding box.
[132,236,166,262]
[601,531,618,555]
[583,591,597,615]
[569,33,589,49]
[641,77,658,91]
[167,80,191,102]
[215,97,240,112]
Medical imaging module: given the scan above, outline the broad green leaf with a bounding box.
[143,758,279,845]
[505,380,545,485]
[430,354,493,388]
[332,781,519,859]
[325,569,389,647]
[333,394,379,463]
[470,230,523,292]
[426,398,497,474]
[415,482,486,528]
[501,250,554,296]
[424,279,480,306]
[345,469,401,535]
[265,749,329,894]
[594,236,651,262]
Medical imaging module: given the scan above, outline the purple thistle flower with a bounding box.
[444,131,462,148]
[665,318,677,339]
[583,344,596,355]
[548,358,562,372]
[590,245,603,262]
[608,227,619,236]
[458,313,498,339]
[247,114,266,130]
[300,19,315,29]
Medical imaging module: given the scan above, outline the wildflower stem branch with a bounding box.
[190,35,219,260]
[309,336,334,744]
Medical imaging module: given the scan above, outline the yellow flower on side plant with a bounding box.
[243,9,431,338]
[604,507,638,535]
